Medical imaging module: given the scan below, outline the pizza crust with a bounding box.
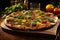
[50,16,58,25]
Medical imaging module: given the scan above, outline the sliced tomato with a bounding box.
[42,20,48,24]
[17,11,22,16]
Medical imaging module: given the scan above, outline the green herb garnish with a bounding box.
[7,18,14,22]
[18,19,22,24]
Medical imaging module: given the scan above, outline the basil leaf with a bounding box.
[7,18,13,22]
[31,21,36,26]
[18,19,22,24]
[18,16,24,19]
[34,18,42,22]
[43,16,49,20]
[14,15,18,18]
[48,18,54,23]
[43,16,54,23]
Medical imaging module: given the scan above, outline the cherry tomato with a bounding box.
[53,8,60,15]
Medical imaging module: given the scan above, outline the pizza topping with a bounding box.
[34,18,42,23]
[46,12,54,18]
[36,22,41,27]
[46,12,52,16]
[18,19,22,24]
[13,15,18,18]
[37,16,42,18]
[25,22,30,27]
[42,16,54,23]
[48,18,54,23]
[22,19,27,23]
[42,20,48,24]
[8,14,13,17]
[41,15,45,18]
[7,18,14,22]
[18,15,25,19]
[16,11,22,16]
[5,10,58,30]
[46,22,51,27]
[30,21,36,26]
[13,18,18,22]
[34,10,45,15]
[25,15,31,19]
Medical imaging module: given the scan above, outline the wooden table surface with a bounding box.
[0,18,60,40]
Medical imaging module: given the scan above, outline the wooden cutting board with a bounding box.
[0,20,60,36]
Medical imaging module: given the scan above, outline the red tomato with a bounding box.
[42,20,48,24]
[17,11,22,16]
[53,8,60,15]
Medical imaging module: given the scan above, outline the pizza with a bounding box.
[4,10,58,30]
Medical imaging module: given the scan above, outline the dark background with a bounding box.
[0,0,60,11]
[28,0,60,9]
[0,0,11,11]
